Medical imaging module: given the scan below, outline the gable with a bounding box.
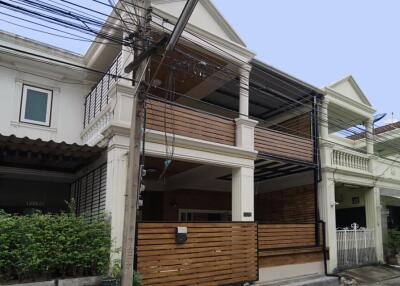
[152,0,245,46]
[328,76,372,106]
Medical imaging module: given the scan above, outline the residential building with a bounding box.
[0,0,343,285]
[319,75,400,272]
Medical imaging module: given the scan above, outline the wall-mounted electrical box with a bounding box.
[176,226,187,244]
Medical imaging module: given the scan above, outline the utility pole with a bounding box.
[120,1,151,285]
[120,0,199,285]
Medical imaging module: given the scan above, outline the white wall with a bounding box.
[0,63,89,144]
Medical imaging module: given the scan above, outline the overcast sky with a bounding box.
[1,0,399,120]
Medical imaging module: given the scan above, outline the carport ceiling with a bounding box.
[203,65,317,120]
[219,158,313,182]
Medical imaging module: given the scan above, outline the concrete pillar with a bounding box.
[365,186,384,262]
[232,166,254,221]
[105,135,129,260]
[239,64,251,118]
[366,118,374,155]
[318,171,338,272]
[235,118,258,151]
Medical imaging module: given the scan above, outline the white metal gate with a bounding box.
[337,223,377,269]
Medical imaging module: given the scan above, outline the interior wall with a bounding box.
[255,185,315,223]
[0,177,70,214]
[162,189,231,221]
[335,186,367,228]
[271,113,311,139]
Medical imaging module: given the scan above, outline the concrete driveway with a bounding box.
[339,265,400,285]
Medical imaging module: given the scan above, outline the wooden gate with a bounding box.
[136,222,258,286]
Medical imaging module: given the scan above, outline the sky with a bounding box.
[1,0,399,120]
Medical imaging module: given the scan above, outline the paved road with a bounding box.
[339,265,400,285]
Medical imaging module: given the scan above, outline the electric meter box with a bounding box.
[176,226,188,244]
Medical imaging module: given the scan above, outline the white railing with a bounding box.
[331,149,369,171]
[83,52,122,128]
[337,223,377,269]
[81,106,113,146]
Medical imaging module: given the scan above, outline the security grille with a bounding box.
[337,223,377,269]
[71,163,107,221]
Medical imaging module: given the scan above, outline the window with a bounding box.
[20,85,53,126]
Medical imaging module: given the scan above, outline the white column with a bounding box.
[365,186,384,262]
[239,64,251,118]
[318,171,338,272]
[232,166,254,221]
[366,118,374,154]
[235,118,258,151]
[105,135,129,260]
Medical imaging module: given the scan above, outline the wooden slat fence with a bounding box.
[145,99,236,146]
[136,222,258,286]
[255,126,314,162]
[258,223,316,250]
[258,223,323,267]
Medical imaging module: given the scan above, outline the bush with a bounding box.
[0,210,111,283]
[387,229,400,256]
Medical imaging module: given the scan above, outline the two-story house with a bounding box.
[319,75,400,273]
[0,0,338,285]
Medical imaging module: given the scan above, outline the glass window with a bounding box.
[20,85,52,126]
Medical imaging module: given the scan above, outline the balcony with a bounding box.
[255,126,314,163]
[83,52,122,129]
[145,99,235,146]
[331,149,370,172]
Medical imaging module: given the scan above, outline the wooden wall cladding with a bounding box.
[255,126,313,162]
[136,223,258,286]
[255,185,316,223]
[145,99,235,146]
[271,113,312,139]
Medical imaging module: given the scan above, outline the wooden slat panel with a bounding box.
[258,223,316,251]
[145,99,235,146]
[136,222,257,286]
[255,126,313,162]
[257,223,323,267]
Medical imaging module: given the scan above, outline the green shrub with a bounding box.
[0,210,111,282]
[387,229,400,256]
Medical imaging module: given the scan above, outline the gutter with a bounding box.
[319,220,341,280]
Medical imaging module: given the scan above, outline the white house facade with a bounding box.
[319,75,400,272]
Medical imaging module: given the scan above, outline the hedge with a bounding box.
[0,210,111,283]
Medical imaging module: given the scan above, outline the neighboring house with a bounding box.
[319,75,400,272]
[0,0,341,285]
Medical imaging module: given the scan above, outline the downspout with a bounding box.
[315,95,340,279]
[320,219,341,279]
[312,95,321,245]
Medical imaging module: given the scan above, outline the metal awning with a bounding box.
[0,134,105,173]
[381,188,400,200]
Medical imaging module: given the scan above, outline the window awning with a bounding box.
[0,134,105,173]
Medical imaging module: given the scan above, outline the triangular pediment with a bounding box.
[328,75,372,106]
[152,0,245,46]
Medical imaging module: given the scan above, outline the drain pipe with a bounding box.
[319,220,341,280]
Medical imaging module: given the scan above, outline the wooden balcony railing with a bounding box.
[83,52,122,128]
[255,126,314,162]
[145,99,236,146]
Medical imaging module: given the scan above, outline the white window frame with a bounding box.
[19,84,53,127]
